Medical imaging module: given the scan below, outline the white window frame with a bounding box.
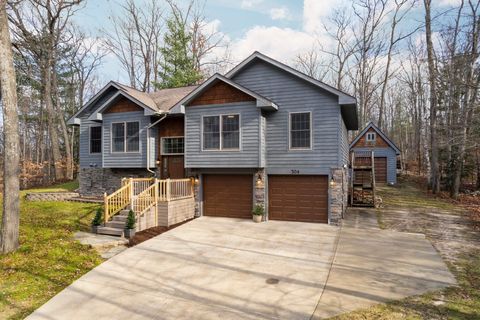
[366,132,376,142]
[110,121,141,154]
[89,125,102,154]
[288,111,312,150]
[201,113,241,151]
[161,136,185,155]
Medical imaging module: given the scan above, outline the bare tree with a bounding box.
[102,0,163,92]
[424,0,440,193]
[294,46,329,81]
[0,0,20,253]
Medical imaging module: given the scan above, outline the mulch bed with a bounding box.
[128,218,194,247]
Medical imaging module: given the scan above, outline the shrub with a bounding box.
[252,204,264,216]
[125,210,136,230]
[92,208,103,226]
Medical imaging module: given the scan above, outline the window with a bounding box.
[366,132,376,142]
[112,122,140,152]
[90,126,102,153]
[222,115,240,149]
[162,137,184,155]
[290,112,311,149]
[202,114,240,150]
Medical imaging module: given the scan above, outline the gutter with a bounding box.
[146,113,168,176]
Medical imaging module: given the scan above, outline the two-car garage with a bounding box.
[202,174,329,223]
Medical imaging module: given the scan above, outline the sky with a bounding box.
[74,0,463,85]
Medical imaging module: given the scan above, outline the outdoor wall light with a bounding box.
[194,176,200,185]
[330,176,335,187]
[256,174,264,187]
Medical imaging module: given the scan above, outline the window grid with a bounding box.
[111,121,140,153]
[202,114,240,151]
[162,137,184,155]
[90,126,102,154]
[290,112,311,149]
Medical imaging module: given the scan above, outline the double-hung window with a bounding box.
[112,122,140,152]
[90,126,102,153]
[290,112,311,149]
[203,114,240,150]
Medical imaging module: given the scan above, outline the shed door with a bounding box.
[203,174,253,218]
[268,175,328,223]
[374,157,387,184]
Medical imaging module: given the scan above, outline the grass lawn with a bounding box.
[333,177,480,320]
[0,181,102,320]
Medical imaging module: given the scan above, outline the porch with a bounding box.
[97,178,195,237]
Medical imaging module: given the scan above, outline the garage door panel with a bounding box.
[268,175,328,223]
[203,174,253,219]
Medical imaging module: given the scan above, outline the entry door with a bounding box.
[162,156,185,179]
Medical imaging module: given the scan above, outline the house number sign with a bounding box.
[290,169,300,174]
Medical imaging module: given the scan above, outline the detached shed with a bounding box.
[350,122,401,185]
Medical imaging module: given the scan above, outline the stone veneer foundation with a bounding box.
[329,167,348,225]
[78,167,154,196]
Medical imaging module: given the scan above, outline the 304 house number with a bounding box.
[290,169,300,174]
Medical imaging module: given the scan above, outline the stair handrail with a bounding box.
[104,181,132,224]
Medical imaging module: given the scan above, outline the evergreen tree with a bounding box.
[155,16,201,89]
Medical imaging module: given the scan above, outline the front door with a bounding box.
[162,156,185,179]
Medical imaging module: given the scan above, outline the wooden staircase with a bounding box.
[97,178,194,237]
[350,151,376,207]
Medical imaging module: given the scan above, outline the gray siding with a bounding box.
[351,147,397,184]
[102,111,151,168]
[232,60,341,173]
[260,114,266,167]
[79,116,103,168]
[185,101,260,168]
[339,118,349,166]
[148,126,157,168]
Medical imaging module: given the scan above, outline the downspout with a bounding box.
[146,113,168,176]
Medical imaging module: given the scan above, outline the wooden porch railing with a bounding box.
[104,178,194,224]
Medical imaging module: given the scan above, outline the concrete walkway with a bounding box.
[27,214,456,320]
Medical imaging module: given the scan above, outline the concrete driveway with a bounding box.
[28,215,456,320]
[28,217,339,320]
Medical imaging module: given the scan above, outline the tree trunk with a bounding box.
[43,59,64,181]
[424,0,440,193]
[52,68,73,180]
[0,0,21,254]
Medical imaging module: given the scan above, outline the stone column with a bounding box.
[193,175,201,217]
[254,168,266,208]
[330,167,347,226]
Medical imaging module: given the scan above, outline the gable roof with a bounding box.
[170,73,278,113]
[349,122,401,154]
[67,81,197,125]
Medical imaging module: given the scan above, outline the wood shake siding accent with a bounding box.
[231,60,341,171]
[185,101,260,168]
[104,97,144,113]
[102,111,151,168]
[189,81,256,106]
[352,127,389,148]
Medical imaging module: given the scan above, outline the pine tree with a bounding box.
[155,16,201,89]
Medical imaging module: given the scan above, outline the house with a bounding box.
[68,51,358,225]
[349,122,401,185]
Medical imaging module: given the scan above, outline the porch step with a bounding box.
[106,220,126,229]
[96,226,124,237]
[119,209,131,216]
[112,215,127,222]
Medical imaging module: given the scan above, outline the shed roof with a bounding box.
[350,122,401,155]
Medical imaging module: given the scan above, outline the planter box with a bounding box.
[252,215,263,223]
[124,229,136,238]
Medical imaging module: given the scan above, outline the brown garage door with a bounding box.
[203,174,253,218]
[268,175,328,223]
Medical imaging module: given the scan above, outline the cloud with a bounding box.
[241,0,263,9]
[230,26,318,64]
[269,7,291,20]
[438,0,462,6]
